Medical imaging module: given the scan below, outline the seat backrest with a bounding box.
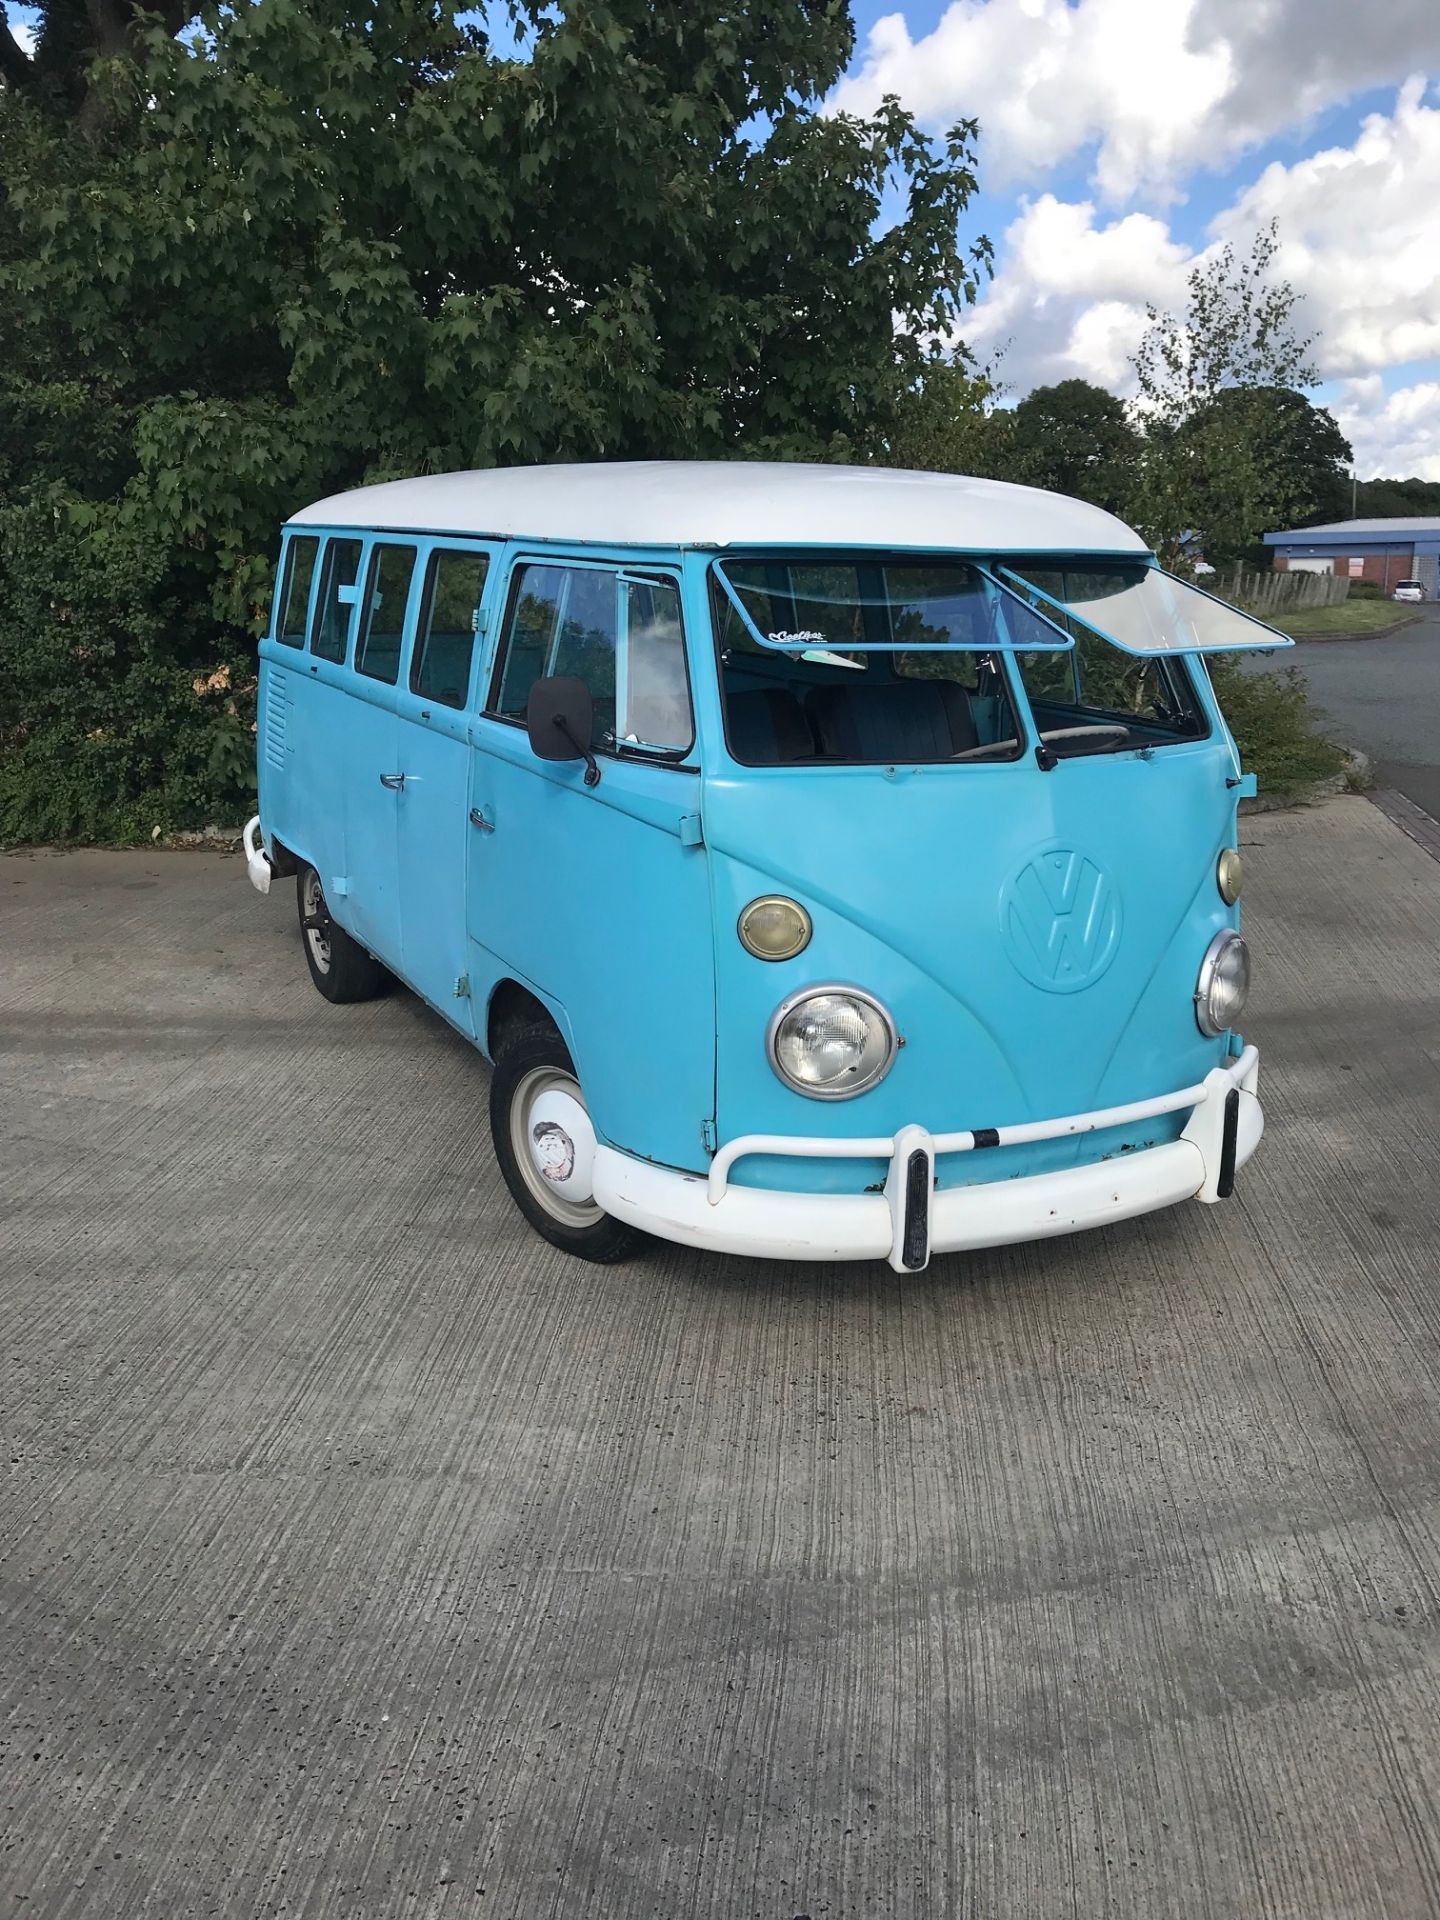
[726,686,818,763]
[806,679,978,761]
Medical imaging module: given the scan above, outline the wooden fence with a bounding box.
[1209,566,1350,615]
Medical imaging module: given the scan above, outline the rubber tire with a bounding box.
[296,864,388,1004]
[489,1020,644,1263]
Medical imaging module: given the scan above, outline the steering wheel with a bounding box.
[1038,723,1131,754]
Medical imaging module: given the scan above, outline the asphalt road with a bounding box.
[6,798,1440,1919]
[1289,602,1440,817]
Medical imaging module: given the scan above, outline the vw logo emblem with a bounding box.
[1001,847,1122,993]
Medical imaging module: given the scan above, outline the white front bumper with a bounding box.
[592,1049,1263,1273]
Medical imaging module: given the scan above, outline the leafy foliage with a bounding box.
[1127,223,1333,567]
[1353,474,1440,518]
[1207,656,1348,794]
[1006,379,1139,514]
[0,0,989,842]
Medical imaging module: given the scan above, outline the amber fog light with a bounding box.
[738,896,812,961]
[1217,848,1243,905]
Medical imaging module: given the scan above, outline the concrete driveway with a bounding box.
[5,797,1440,1919]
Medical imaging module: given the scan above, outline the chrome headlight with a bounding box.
[1216,848,1243,905]
[1195,930,1250,1036]
[768,986,897,1100]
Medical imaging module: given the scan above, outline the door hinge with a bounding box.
[453,973,471,999]
[701,1118,717,1154]
[679,812,704,848]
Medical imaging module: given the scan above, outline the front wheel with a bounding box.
[489,1021,644,1263]
[296,864,388,1003]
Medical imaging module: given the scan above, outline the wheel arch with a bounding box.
[484,975,577,1067]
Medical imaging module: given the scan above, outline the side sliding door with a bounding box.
[393,540,497,1034]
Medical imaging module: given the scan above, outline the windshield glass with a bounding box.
[997,561,1209,750]
[714,556,1066,655]
[711,559,1029,766]
[998,558,1291,654]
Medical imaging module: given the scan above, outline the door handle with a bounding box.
[469,806,495,833]
[379,772,406,791]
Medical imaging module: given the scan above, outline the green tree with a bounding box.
[1129,222,1321,567]
[1354,476,1440,518]
[875,358,1012,478]
[1182,385,1353,560]
[0,0,990,841]
[1006,378,1139,513]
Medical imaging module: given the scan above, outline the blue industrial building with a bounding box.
[1263,517,1440,592]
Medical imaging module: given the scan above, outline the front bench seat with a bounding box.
[726,686,819,763]
[806,679,979,762]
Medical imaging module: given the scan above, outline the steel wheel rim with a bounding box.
[509,1065,603,1228]
[303,870,332,974]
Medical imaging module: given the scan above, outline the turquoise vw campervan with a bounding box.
[243,462,1286,1272]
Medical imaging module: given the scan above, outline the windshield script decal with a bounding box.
[766,630,826,645]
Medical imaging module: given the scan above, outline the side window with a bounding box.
[620,577,693,749]
[276,535,318,648]
[312,538,363,664]
[412,548,491,708]
[492,563,619,736]
[491,563,692,753]
[356,543,416,685]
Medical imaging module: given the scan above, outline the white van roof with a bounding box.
[287,460,1149,554]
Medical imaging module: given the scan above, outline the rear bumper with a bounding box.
[593,1048,1263,1273]
[243,815,272,895]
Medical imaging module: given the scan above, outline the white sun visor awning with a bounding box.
[989,561,1294,655]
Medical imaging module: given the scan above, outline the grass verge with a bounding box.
[1268,600,1420,640]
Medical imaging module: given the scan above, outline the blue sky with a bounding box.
[838,0,1440,477]
[10,0,1439,476]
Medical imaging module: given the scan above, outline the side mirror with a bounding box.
[526,674,601,786]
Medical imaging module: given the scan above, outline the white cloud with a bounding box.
[1220,78,1440,377]
[963,195,1190,389]
[831,0,1440,201]
[1332,378,1440,482]
[960,81,1440,478]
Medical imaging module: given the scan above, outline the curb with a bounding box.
[1276,611,1424,644]
[1370,789,1440,866]
[1239,748,1371,815]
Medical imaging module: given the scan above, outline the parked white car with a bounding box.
[1393,579,1427,603]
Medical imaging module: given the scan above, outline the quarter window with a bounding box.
[312,538,363,664]
[276,535,318,648]
[356,543,416,685]
[412,548,491,708]
[491,563,693,753]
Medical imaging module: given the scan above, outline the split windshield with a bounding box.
[711,554,1209,768]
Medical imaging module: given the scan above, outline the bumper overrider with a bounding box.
[594,1046,1263,1273]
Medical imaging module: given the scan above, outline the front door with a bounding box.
[465,554,716,1174]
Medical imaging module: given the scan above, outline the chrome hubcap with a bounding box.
[302,870,332,974]
[509,1066,602,1228]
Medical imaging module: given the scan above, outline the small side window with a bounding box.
[356,543,416,685]
[312,537,363,664]
[412,548,491,708]
[276,535,318,648]
[492,563,619,735]
[490,562,693,754]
